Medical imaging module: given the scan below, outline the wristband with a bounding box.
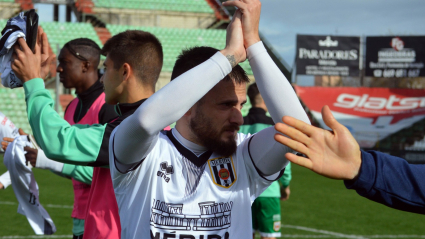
[35,149,64,173]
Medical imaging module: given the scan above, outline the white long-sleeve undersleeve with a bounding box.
[35,149,64,173]
[114,52,232,165]
[247,42,311,176]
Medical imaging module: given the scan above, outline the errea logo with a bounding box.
[157,161,174,183]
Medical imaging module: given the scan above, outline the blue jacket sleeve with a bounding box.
[344,150,425,214]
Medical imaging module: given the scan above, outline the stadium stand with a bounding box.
[107,24,253,74]
[0,88,64,135]
[406,136,425,151]
[93,0,213,13]
[377,119,425,152]
[0,18,6,27]
[90,0,217,28]
[40,21,103,54]
[0,0,21,19]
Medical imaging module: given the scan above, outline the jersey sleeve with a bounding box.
[23,78,107,165]
[344,150,425,214]
[108,126,146,193]
[61,164,93,185]
[239,133,285,201]
[279,162,291,188]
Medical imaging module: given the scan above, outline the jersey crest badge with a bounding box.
[208,156,237,188]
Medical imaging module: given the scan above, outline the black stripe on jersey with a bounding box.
[166,130,213,167]
[247,135,285,181]
[182,157,207,197]
[227,162,235,183]
[212,164,221,186]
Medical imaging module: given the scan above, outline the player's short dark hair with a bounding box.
[170,46,249,85]
[64,38,101,68]
[247,83,260,106]
[101,30,163,90]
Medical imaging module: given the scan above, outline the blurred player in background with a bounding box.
[0,111,20,190]
[239,82,292,239]
[274,105,425,214]
[11,29,164,239]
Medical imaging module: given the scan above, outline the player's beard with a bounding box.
[190,107,238,157]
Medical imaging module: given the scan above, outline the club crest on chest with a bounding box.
[208,156,237,188]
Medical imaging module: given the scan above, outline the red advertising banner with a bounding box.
[295,86,425,148]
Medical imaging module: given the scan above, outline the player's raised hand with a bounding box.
[274,105,362,180]
[37,27,56,79]
[220,9,246,67]
[11,36,42,83]
[222,0,261,48]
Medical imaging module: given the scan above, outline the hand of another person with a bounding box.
[280,186,290,201]
[2,137,14,151]
[1,140,10,151]
[2,129,28,151]
[220,10,246,67]
[274,105,362,180]
[18,128,27,136]
[223,0,262,48]
[11,37,42,82]
[37,27,56,79]
[24,146,38,167]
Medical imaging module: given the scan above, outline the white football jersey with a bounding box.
[109,129,284,239]
[0,111,19,145]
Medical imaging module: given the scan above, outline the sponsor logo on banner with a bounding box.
[208,157,237,188]
[318,36,338,47]
[295,86,425,148]
[391,37,404,51]
[334,94,425,111]
[296,35,360,77]
[366,36,425,77]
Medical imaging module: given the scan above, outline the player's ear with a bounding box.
[121,63,131,82]
[82,61,90,73]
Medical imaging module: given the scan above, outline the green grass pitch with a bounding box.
[1,155,424,239]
